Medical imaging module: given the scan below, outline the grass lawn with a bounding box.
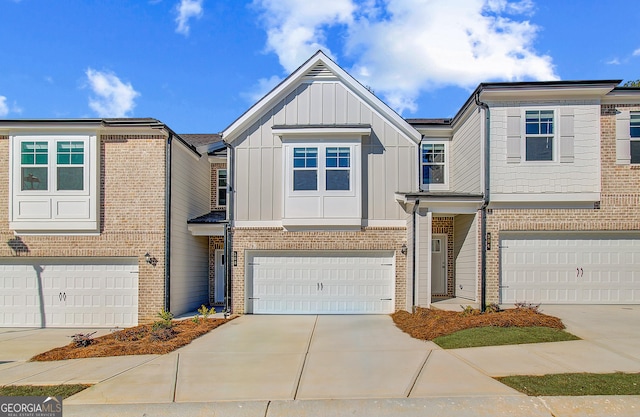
[497,373,640,396]
[433,326,579,349]
[0,384,90,398]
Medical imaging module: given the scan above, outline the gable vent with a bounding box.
[305,63,335,79]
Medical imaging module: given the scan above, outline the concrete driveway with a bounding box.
[65,315,516,404]
[449,304,640,377]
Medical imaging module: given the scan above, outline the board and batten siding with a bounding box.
[453,213,478,300]
[450,109,482,193]
[233,81,417,222]
[489,102,600,199]
[170,141,210,316]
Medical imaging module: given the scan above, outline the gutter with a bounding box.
[475,93,490,312]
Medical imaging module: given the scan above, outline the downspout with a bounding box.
[411,198,419,310]
[165,133,173,312]
[224,140,234,317]
[475,92,490,312]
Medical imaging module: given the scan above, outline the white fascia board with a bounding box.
[282,218,361,227]
[222,51,421,144]
[10,221,99,233]
[490,192,601,203]
[208,156,227,164]
[187,223,225,236]
[417,127,453,138]
[273,126,371,136]
[480,86,616,102]
[362,219,407,227]
[602,91,640,105]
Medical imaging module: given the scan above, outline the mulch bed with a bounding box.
[30,317,234,361]
[392,307,565,340]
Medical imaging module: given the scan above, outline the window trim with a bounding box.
[288,143,356,196]
[630,112,640,164]
[9,133,98,233]
[523,108,556,163]
[217,169,227,206]
[420,139,449,191]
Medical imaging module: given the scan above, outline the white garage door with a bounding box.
[247,251,395,314]
[500,233,640,304]
[0,258,138,327]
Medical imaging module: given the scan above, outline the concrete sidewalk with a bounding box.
[62,396,640,417]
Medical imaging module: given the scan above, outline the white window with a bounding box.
[290,145,353,193]
[10,134,97,233]
[325,147,351,191]
[217,169,227,206]
[525,110,554,161]
[631,112,640,164]
[282,138,361,227]
[292,147,318,191]
[421,141,448,190]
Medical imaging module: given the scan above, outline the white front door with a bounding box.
[214,249,225,304]
[247,251,395,314]
[431,234,447,295]
[0,258,138,327]
[500,233,640,304]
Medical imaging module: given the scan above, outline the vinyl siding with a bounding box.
[233,81,417,222]
[490,102,600,200]
[450,109,482,193]
[454,213,477,300]
[169,141,210,316]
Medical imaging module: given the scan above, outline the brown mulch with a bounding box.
[392,307,565,341]
[30,317,234,362]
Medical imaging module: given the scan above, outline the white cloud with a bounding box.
[85,69,140,117]
[242,75,284,103]
[253,0,356,72]
[0,96,8,117]
[253,0,557,114]
[633,48,640,57]
[606,58,621,65]
[175,0,203,36]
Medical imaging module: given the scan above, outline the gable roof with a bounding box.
[221,50,421,144]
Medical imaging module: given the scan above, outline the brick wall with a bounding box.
[210,163,226,209]
[483,103,640,303]
[229,227,407,313]
[0,133,168,323]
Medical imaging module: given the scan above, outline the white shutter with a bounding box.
[506,108,521,163]
[616,110,631,165]
[559,108,574,163]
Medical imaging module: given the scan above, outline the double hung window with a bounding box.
[292,146,352,192]
[421,143,446,185]
[525,110,554,161]
[19,139,86,192]
[217,169,227,206]
[630,112,640,164]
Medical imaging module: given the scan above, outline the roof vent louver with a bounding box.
[305,63,334,78]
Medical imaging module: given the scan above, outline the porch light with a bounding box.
[401,243,408,255]
[144,252,158,266]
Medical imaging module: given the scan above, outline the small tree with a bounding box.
[622,79,640,87]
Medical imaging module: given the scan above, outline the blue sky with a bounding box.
[1,0,639,133]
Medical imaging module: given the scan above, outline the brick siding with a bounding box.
[229,227,407,314]
[484,103,640,303]
[0,133,168,323]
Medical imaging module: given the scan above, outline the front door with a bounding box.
[431,234,447,295]
[214,250,225,304]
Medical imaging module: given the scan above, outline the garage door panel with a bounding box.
[501,234,640,304]
[0,258,138,327]
[249,252,395,314]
